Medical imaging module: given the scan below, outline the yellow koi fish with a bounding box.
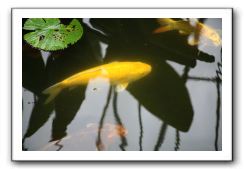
[153,18,222,46]
[43,61,152,104]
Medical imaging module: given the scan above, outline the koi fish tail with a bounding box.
[157,18,175,25]
[153,25,172,34]
[42,82,63,104]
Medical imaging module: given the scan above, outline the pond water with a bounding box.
[22,18,222,151]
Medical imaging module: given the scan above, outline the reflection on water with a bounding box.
[138,103,143,151]
[154,123,168,151]
[96,86,112,151]
[22,18,222,151]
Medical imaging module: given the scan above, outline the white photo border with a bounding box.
[11,8,233,161]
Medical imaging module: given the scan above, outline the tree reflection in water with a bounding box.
[96,86,112,151]
[138,103,143,151]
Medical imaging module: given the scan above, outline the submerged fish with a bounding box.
[39,123,128,151]
[102,123,128,139]
[153,18,221,46]
[43,61,152,104]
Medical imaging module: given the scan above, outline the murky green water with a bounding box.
[22,18,222,151]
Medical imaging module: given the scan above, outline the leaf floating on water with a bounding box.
[23,18,83,51]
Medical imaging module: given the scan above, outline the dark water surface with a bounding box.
[22,18,222,151]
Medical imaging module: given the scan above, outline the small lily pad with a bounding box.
[23,18,83,51]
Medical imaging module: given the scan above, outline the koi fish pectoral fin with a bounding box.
[115,82,129,92]
[187,33,200,46]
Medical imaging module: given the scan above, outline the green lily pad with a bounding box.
[23,18,83,51]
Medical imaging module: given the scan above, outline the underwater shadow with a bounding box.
[22,43,47,95]
[127,60,194,132]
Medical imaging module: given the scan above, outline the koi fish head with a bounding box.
[132,62,152,79]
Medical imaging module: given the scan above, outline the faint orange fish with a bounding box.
[103,123,128,139]
[153,18,221,47]
[39,123,128,151]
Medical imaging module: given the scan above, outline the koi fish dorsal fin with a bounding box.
[115,82,129,92]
